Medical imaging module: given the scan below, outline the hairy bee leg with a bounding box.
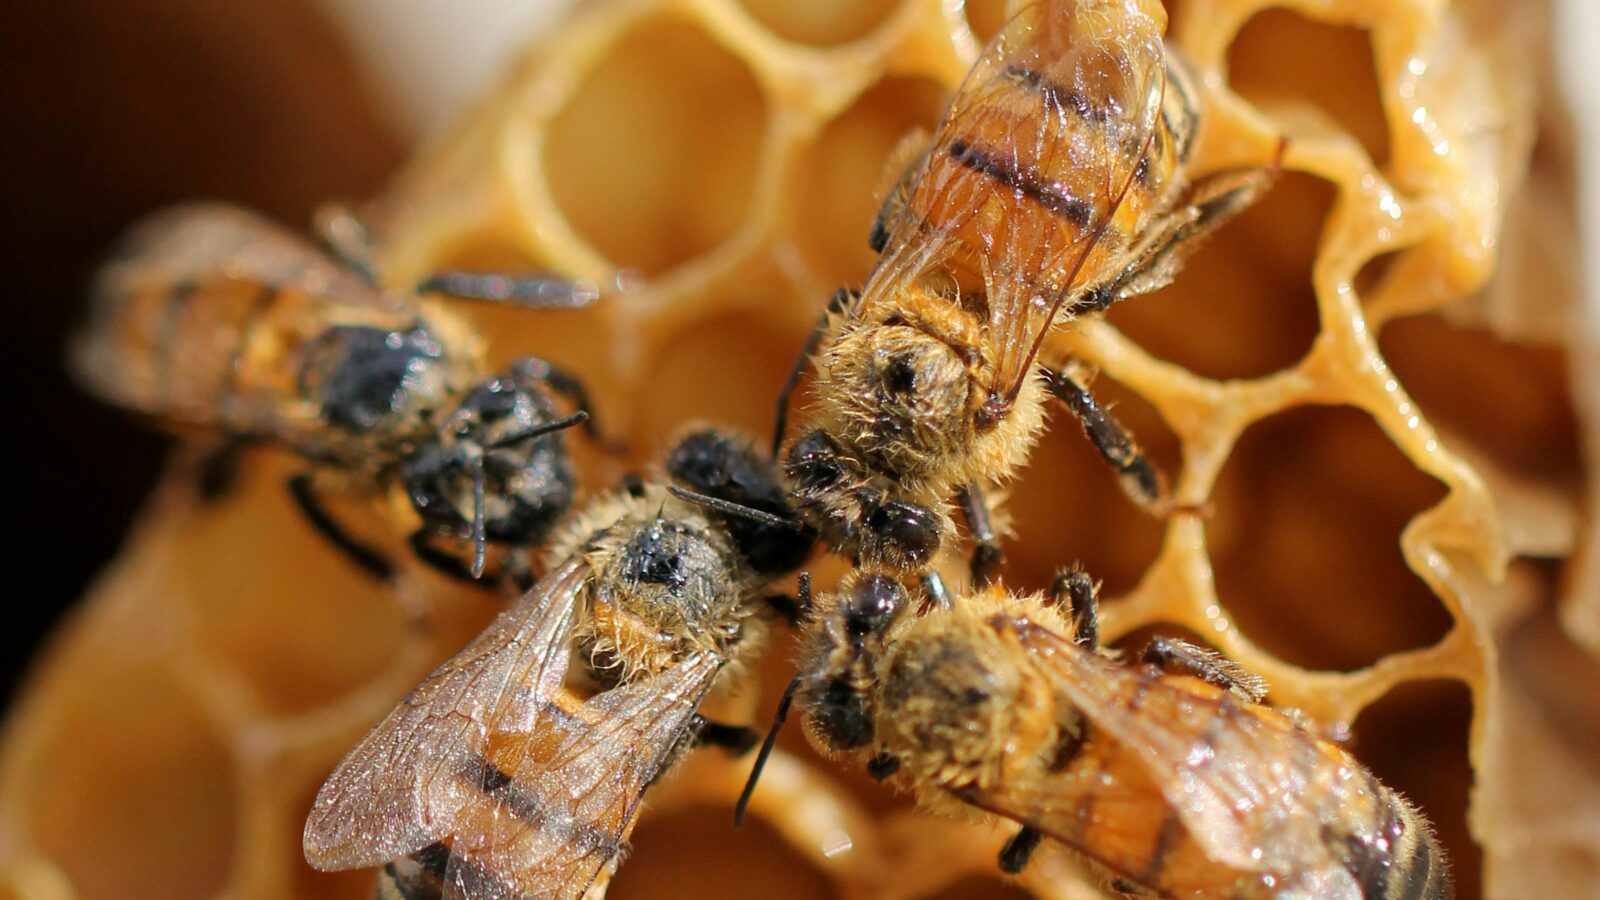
[1071,163,1283,313]
[692,717,761,755]
[1048,565,1100,650]
[194,435,255,501]
[956,481,1005,587]
[511,357,619,449]
[286,473,395,580]
[998,825,1045,874]
[1043,363,1165,511]
[414,270,599,311]
[772,288,857,458]
[1140,636,1269,703]
[867,130,929,253]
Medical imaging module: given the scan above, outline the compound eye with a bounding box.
[862,499,940,570]
[845,572,904,639]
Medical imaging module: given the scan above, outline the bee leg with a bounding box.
[868,128,930,253]
[511,358,621,450]
[1069,163,1282,314]
[998,825,1045,874]
[194,435,255,501]
[1043,362,1165,511]
[772,288,857,457]
[1048,565,1100,651]
[1140,637,1269,703]
[415,270,600,311]
[693,717,760,755]
[286,473,394,581]
[956,482,1005,587]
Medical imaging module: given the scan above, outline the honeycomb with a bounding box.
[1,0,1590,898]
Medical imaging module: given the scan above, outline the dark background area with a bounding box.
[0,1,403,704]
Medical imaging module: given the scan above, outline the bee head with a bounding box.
[799,571,909,753]
[401,361,583,573]
[784,430,945,572]
[666,427,816,575]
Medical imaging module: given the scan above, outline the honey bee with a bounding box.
[304,427,816,899]
[775,0,1280,579]
[73,202,608,587]
[739,570,1450,899]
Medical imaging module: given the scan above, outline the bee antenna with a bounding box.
[734,676,800,828]
[666,485,802,530]
[487,410,589,449]
[469,452,488,579]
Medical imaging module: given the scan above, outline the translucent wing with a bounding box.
[304,555,591,870]
[73,203,393,419]
[438,649,724,900]
[1006,619,1375,883]
[857,0,1170,404]
[94,203,379,307]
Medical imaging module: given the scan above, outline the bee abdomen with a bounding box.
[1384,805,1452,900]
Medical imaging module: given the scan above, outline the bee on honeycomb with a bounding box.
[0,0,1591,899]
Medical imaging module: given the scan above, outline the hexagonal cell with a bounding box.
[172,451,413,717]
[1006,378,1175,597]
[24,662,236,899]
[797,76,949,290]
[544,16,767,276]
[1227,8,1390,167]
[1351,679,1477,899]
[637,308,804,451]
[733,0,900,46]
[1380,314,1581,484]
[1209,405,1453,672]
[964,0,1010,45]
[1106,171,1330,381]
[610,807,832,899]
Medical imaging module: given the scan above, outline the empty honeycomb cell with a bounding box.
[796,76,949,290]
[963,0,1012,45]
[170,452,411,716]
[1106,171,1330,381]
[1351,679,1478,900]
[1380,314,1582,483]
[636,309,801,450]
[609,808,832,899]
[544,16,767,277]
[24,662,236,900]
[731,0,900,47]
[1005,379,1175,597]
[1226,8,1390,168]
[1208,405,1453,673]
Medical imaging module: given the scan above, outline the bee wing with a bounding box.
[303,555,591,871]
[857,0,1168,402]
[93,203,378,306]
[1007,620,1354,879]
[73,203,391,417]
[438,649,724,900]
